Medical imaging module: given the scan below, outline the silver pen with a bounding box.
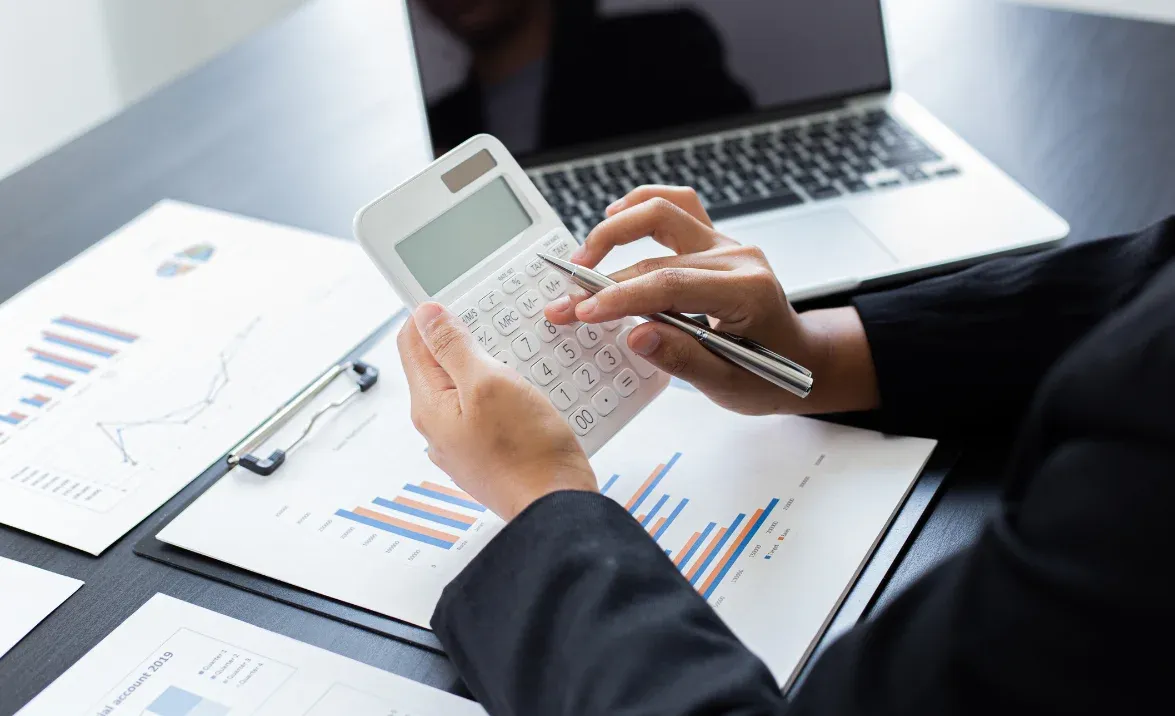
[539,254,813,398]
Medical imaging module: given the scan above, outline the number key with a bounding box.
[572,361,601,391]
[568,405,599,436]
[530,357,559,386]
[554,339,581,367]
[594,344,621,373]
[549,381,579,411]
[511,331,540,361]
[576,323,602,348]
[536,318,562,343]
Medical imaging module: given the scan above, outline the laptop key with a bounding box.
[708,192,804,221]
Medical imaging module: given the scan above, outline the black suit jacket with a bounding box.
[432,218,1175,715]
[427,6,753,155]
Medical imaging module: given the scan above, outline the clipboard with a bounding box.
[135,314,958,677]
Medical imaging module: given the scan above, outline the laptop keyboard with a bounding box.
[532,109,961,237]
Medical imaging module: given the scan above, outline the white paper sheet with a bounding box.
[1007,0,1175,24]
[0,556,83,659]
[14,593,484,715]
[159,330,936,688]
[0,201,401,554]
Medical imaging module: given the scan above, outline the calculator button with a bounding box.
[516,289,544,318]
[472,325,499,352]
[614,369,639,397]
[525,257,546,276]
[492,350,518,371]
[536,318,562,343]
[478,291,504,312]
[575,323,603,349]
[592,387,619,416]
[554,339,582,367]
[459,308,480,326]
[568,405,599,436]
[603,320,622,331]
[492,307,523,335]
[549,381,579,411]
[511,331,540,361]
[594,345,622,373]
[542,233,575,258]
[538,272,567,299]
[617,326,659,378]
[502,274,525,295]
[530,357,559,386]
[571,361,601,391]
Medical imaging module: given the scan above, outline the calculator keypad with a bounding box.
[449,229,668,455]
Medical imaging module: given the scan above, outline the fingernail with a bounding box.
[413,302,445,333]
[629,327,661,356]
[570,246,588,262]
[548,295,571,313]
[606,198,626,214]
[577,296,598,318]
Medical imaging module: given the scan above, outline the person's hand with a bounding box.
[545,186,879,416]
[397,303,598,520]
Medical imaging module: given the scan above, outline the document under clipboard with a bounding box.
[227,360,381,476]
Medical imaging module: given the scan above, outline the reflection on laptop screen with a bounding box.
[407,0,890,159]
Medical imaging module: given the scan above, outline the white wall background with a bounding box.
[0,0,308,180]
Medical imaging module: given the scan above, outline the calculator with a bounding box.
[353,135,669,456]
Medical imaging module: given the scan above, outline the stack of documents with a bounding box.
[0,201,400,554]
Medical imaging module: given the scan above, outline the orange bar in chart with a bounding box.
[351,507,459,544]
[698,508,764,596]
[419,481,477,502]
[675,532,703,568]
[624,464,665,511]
[393,496,477,526]
[648,516,667,536]
[685,527,729,582]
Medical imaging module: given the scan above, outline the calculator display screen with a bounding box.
[397,177,533,295]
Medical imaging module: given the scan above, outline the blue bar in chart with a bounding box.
[145,686,229,716]
[689,513,744,587]
[640,494,671,528]
[601,473,620,495]
[626,452,682,515]
[653,498,689,540]
[702,499,779,598]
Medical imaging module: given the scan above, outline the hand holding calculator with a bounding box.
[354,135,670,455]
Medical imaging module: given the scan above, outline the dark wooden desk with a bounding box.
[1,0,1172,710]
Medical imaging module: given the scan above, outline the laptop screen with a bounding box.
[406,0,891,163]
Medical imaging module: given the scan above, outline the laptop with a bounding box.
[403,0,1069,300]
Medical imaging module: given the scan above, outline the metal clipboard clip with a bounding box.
[227,360,379,476]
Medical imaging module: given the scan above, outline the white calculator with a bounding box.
[354,135,669,456]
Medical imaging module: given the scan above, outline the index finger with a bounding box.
[605,185,714,227]
[573,197,732,269]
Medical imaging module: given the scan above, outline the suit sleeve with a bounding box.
[850,217,1175,437]
[431,490,786,716]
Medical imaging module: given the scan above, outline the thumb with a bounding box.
[414,303,485,382]
[624,322,739,388]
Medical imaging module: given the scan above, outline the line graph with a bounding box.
[96,319,260,465]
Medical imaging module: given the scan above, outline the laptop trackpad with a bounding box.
[727,209,897,294]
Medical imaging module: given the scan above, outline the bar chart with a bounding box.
[336,481,487,550]
[1,316,138,439]
[604,451,781,601]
